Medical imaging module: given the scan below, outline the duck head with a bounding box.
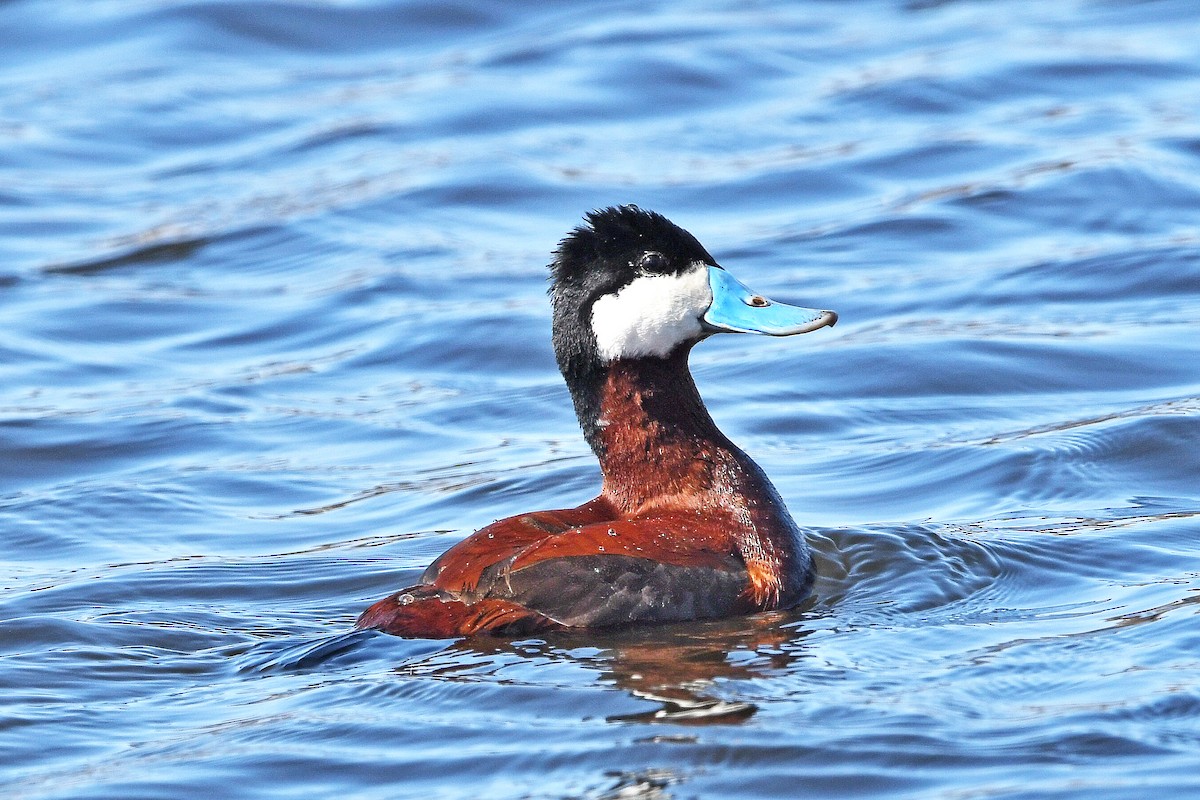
[550,205,837,456]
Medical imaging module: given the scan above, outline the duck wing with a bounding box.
[420,498,617,595]
[474,516,753,627]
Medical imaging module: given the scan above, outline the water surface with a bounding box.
[3,1,1200,798]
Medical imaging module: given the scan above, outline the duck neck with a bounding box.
[563,347,811,608]
[570,348,757,514]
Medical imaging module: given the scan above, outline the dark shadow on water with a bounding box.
[42,226,270,276]
[235,629,381,674]
[44,235,217,276]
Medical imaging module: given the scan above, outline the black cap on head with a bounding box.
[550,205,717,293]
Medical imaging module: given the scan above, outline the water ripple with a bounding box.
[3,1,1200,798]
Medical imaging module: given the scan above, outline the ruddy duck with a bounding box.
[357,206,837,637]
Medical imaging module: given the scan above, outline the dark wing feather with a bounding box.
[410,505,752,631]
[471,514,751,627]
[487,553,750,627]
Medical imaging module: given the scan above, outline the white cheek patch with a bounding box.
[590,265,713,362]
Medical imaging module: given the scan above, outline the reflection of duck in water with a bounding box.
[358,206,837,638]
[597,614,807,724]
[442,614,810,725]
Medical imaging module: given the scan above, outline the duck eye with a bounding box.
[637,251,668,272]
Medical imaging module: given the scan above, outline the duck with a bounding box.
[356,205,837,638]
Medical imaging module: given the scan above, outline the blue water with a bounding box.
[3,1,1200,797]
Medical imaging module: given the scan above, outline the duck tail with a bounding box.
[355,585,557,638]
